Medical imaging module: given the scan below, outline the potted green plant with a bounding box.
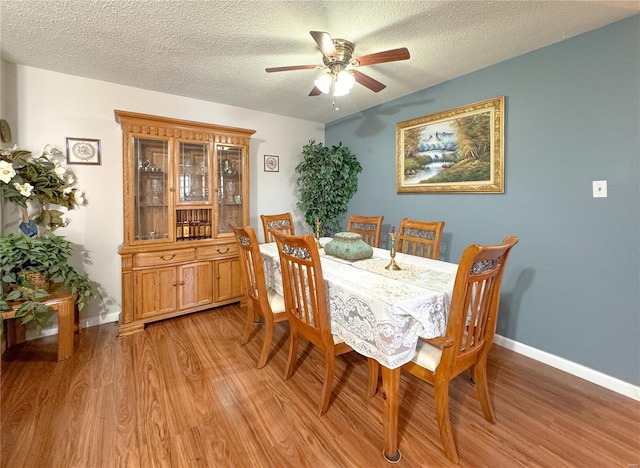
[295,140,362,235]
[0,233,95,331]
[0,144,94,332]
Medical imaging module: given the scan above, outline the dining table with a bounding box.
[259,238,458,462]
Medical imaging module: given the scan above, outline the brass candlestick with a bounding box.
[385,232,401,270]
[315,219,323,249]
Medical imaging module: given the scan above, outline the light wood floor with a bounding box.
[2,304,639,467]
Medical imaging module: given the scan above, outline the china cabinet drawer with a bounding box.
[134,248,195,267]
[197,243,238,259]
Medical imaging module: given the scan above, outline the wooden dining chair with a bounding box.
[260,212,295,243]
[231,223,288,368]
[271,230,354,416]
[368,236,519,463]
[396,217,445,260]
[347,214,384,248]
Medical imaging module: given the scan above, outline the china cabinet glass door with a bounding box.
[178,142,210,203]
[133,138,169,241]
[176,142,213,241]
[217,145,244,235]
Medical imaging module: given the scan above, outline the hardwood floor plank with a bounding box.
[2,304,639,467]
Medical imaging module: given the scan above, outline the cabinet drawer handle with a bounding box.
[160,254,176,261]
[217,247,230,254]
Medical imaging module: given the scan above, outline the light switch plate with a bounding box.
[593,180,607,198]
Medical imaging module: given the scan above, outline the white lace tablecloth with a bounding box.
[259,241,458,369]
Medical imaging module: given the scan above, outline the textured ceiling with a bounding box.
[1,1,639,124]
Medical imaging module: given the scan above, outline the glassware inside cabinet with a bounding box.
[217,145,243,235]
[134,138,169,241]
[179,142,209,203]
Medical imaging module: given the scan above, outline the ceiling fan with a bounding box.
[266,31,410,97]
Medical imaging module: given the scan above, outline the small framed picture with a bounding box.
[66,137,101,165]
[264,155,279,172]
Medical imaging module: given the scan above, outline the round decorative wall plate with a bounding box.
[65,137,101,165]
[0,119,12,143]
[72,141,96,161]
[264,155,279,172]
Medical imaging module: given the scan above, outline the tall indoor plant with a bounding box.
[0,144,94,331]
[295,140,362,235]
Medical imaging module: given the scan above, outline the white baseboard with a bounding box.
[25,310,121,341]
[494,334,640,402]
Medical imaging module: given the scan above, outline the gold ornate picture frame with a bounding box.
[396,96,504,193]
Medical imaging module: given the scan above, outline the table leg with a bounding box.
[381,365,402,463]
[56,298,75,361]
[5,318,26,348]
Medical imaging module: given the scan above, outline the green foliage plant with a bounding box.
[295,140,363,235]
[0,233,95,332]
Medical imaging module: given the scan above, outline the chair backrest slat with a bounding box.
[397,218,445,260]
[261,212,295,243]
[347,214,384,248]
[231,222,268,307]
[443,236,518,367]
[273,231,332,343]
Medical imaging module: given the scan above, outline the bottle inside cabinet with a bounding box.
[134,138,169,240]
[176,208,212,241]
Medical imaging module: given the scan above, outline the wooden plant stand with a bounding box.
[2,284,78,361]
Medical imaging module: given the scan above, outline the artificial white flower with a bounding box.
[63,185,73,195]
[65,174,75,185]
[43,144,62,159]
[54,162,67,179]
[14,182,34,197]
[0,144,19,157]
[0,160,16,183]
[73,190,85,205]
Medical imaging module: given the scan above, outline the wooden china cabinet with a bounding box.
[115,110,255,336]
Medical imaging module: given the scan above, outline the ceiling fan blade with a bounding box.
[266,65,317,73]
[352,70,386,92]
[352,47,410,67]
[310,31,338,59]
[309,86,322,97]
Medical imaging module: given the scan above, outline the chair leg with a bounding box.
[319,349,335,416]
[473,357,496,423]
[434,378,458,464]
[284,330,298,380]
[257,316,273,369]
[241,302,258,345]
[367,358,379,397]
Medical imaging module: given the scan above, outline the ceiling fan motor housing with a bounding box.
[323,38,355,73]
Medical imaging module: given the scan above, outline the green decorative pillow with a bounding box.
[324,232,373,261]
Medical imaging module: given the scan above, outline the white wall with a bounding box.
[7,64,324,331]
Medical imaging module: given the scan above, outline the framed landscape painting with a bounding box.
[396,96,504,193]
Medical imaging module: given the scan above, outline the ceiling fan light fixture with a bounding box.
[314,72,332,94]
[333,70,355,96]
[267,31,410,98]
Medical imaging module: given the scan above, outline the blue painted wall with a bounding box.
[326,16,640,385]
